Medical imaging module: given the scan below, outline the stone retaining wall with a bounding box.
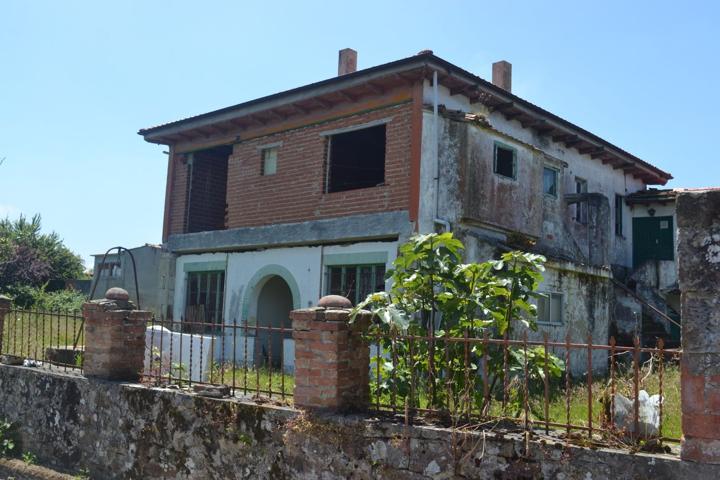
[1,365,719,479]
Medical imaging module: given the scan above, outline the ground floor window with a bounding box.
[327,264,386,306]
[537,292,563,324]
[185,270,225,331]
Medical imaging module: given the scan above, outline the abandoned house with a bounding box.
[139,49,678,375]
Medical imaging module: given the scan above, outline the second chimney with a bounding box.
[492,61,512,92]
[338,48,357,76]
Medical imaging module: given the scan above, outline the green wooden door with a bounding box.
[632,216,674,268]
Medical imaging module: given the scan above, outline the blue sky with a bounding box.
[1,0,718,269]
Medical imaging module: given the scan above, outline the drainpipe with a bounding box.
[431,70,450,233]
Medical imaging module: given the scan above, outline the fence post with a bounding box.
[291,295,371,411]
[0,295,9,353]
[82,287,150,381]
[677,190,720,463]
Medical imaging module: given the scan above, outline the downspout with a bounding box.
[431,70,450,233]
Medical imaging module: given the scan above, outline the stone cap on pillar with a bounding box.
[317,295,353,309]
[84,287,137,312]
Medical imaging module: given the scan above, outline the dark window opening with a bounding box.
[494,143,516,179]
[186,145,231,233]
[615,194,624,236]
[575,178,588,224]
[326,125,386,193]
[184,270,225,333]
[327,264,386,305]
[543,167,558,197]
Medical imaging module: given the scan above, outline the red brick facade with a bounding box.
[164,96,415,236]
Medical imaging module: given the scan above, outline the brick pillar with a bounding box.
[292,295,371,411]
[82,287,150,381]
[0,295,10,354]
[678,190,720,463]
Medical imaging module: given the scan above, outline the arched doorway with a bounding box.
[255,275,293,368]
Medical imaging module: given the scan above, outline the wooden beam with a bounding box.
[491,101,514,112]
[504,111,522,121]
[552,133,576,142]
[291,102,310,114]
[613,161,633,170]
[337,90,356,102]
[566,138,582,147]
[366,81,385,95]
[314,97,335,109]
[579,146,603,155]
[590,149,609,159]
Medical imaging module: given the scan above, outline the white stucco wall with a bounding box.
[172,240,399,324]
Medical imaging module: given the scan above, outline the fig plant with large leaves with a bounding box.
[352,232,564,419]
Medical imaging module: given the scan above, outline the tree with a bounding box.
[352,232,564,419]
[0,214,84,297]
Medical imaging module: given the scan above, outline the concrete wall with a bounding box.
[172,240,398,323]
[2,365,718,479]
[420,81,646,269]
[91,246,175,318]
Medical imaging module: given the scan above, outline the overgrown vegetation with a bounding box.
[0,214,85,309]
[352,232,564,419]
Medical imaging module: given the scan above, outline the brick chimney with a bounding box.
[338,48,357,76]
[492,60,512,92]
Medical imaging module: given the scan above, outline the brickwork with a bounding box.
[166,100,414,236]
[677,190,720,463]
[291,306,371,411]
[82,300,150,381]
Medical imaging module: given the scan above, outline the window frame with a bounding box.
[323,123,387,194]
[536,292,563,325]
[575,177,589,224]
[614,194,624,237]
[542,166,559,198]
[325,263,386,306]
[493,141,517,180]
[184,269,226,332]
[260,146,278,176]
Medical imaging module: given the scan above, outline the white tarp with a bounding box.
[144,326,215,382]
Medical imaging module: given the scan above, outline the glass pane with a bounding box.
[543,168,557,196]
[374,265,386,293]
[359,266,373,302]
[329,267,343,296]
[344,267,357,305]
[550,294,563,324]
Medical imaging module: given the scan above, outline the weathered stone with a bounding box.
[677,191,720,293]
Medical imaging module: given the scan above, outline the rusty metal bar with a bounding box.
[543,333,550,435]
[658,338,665,438]
[587,332,593,438]
[633,336,640,438]
[610,336,616,431]
[565,332,571,437]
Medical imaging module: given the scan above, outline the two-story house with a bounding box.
[139,49,672,374]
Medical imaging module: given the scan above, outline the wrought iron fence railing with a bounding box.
[0,308,84,372]
[367,331,681,445]
[143,316,294,402]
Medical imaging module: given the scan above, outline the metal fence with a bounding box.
[368,331,681,444]
[0,308,84,372]
[143,315,293,402]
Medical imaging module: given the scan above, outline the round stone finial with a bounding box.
[317,295,352,309]
[105,287,130,301]
[417,49,433,56]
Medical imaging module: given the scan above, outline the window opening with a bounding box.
[325,125,386,193]
[494,143,516,179]
[261,147,278,176]
[537,293,563,324]
[543,167,558,197]
[575,177,588,224]
[327,264,386,305]
[185,270,225,333]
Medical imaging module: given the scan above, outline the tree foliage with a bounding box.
[352,232,565,418]
[0,214,84,300]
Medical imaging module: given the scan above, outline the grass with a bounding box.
[1,310,83,362]
[370,361,681,442]
[211,364,295,400]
